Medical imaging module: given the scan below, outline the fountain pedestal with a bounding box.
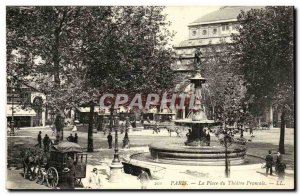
[185,123,207,146]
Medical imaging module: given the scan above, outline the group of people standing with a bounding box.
[36,131,52,152]
[106,132,130,149]
[67,133,78,143]
[36,131,79,153]
[265,150,286,180]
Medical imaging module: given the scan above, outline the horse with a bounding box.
[21,149,42,181]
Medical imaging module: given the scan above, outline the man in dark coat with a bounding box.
[206,130,211,146]
[107,133,113,149]
[67,134,74,142]
[36,131,42,148]
[73,133,78,144]
[265,150,274,176]
[43,134,51,152]
[275,151,283,174]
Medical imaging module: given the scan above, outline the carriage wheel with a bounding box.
[47,167,59,188]
[36,169,44,184]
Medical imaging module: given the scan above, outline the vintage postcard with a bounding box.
[6,6,295,190]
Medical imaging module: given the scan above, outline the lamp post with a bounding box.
[10,88,15,136]
[112,116,120,163]
[109,115,124,183]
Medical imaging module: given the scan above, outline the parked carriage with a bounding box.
[22,142,87,188]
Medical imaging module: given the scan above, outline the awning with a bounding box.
[77,106,101,113]
[6,105,36,117]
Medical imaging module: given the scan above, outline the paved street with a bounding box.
[6,127,295,190]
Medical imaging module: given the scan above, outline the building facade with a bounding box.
[172,6,281,128]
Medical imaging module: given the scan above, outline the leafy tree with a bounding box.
[233,6,294,153]
[7,6,115,144]
[202,44,249,127]
[7,6,175,152]
[84,7,175,151]
[85,7,174,94]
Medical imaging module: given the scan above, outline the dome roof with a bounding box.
[189,6,264,25]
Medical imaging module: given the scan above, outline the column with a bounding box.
[42,110,46,127]
[269,104,273,129]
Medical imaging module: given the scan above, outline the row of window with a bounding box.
[191,24,232,37]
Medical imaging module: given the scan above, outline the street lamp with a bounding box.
[109,115,124,183]
[112,116,120,163]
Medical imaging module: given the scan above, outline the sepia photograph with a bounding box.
[5,5,295,190]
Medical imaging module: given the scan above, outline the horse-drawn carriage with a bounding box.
[21,141,87,188]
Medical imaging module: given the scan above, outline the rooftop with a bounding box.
[189,6,264,26]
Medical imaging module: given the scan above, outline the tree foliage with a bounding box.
[233,6,294,117]
[232,6,294,153]
[85,7,175,95]
[7,6,175,150]
[202,44,249,126]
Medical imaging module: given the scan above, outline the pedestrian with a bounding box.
[240,126,244,138]
[206,130,210,146]
[67,133,74,142]
[277,161,286,180]
[146,116,151,124]
[141,115,144,125]
[137,169,150,189]
[122,132,130,149]
[43,134,51,152]
[265,150,274,176]
[72,124,77,132]
[107,132,113,149]
[66,156,75,189]
[35,131,42,148]
[74,133,78,144]
[186,129,192,142]
[87,168,102,189]
[250,127,254,137]
[51,122,56,136]
[275,151,283,174]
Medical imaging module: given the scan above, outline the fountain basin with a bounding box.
[149,143,247,165]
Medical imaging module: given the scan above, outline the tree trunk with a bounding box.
[279,109,286,154]
[53,28,62,142]
[55,113,64,142]
[87,102,94,152]
[225,145,229,178]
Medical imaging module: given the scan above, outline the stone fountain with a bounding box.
[147,71,247,165]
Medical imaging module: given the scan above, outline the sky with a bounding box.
[163,6,221,46]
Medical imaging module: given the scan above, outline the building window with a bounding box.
[192,30,197,36]
[202,30,207,35]
[222,25,230,31]
[213,28,218,34]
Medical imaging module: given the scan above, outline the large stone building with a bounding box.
[171,6,281,128]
